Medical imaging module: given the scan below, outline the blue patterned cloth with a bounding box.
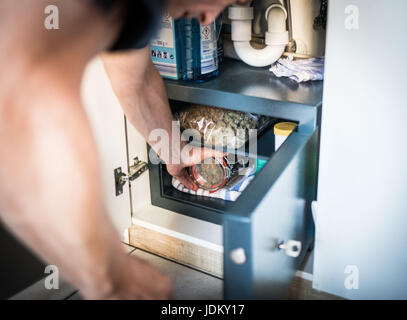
[270,57,325,83]
[172,167,255,202]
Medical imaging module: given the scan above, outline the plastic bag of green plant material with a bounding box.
[175,104,272,149]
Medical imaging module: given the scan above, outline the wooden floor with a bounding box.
[286,276,343,300]
[286,250,343,300]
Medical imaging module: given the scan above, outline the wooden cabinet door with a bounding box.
[81,58,132,240]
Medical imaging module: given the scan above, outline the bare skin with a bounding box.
[0,0,244,299]
[167,0,251,24]
[0,0,171,300]
[102,49,225,190]
[102,0,251,188]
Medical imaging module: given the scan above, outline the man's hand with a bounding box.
[167,0,251,25]
[103,49,227,191]
[167,146,225,190]
[102,255,173,300]
[0,0,177,302]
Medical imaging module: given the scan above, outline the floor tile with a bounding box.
[67,291,83,300]
[121,242,136,254]
[131,250,223,300]
[12,278,77,300]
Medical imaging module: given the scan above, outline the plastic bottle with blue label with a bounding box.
[216,14,224,66]
[150,14,183,80]
[180,18,219,82]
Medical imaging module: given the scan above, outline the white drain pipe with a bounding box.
[229,3,289,67]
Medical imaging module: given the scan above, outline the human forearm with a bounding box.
[102,48,178,163]
[103,48,225,190]
[0,0,172,300]
[0,84,129,299]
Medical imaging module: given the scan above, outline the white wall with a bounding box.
[314,0,407,299]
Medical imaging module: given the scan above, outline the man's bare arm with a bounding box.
[103,48,224,190]
[0,0,171,299]
[102,48,176,156]
[1,77,123,298]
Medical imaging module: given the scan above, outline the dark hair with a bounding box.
[92,0,118,12]
[93,0,165,51]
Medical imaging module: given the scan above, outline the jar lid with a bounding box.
[274,122,297,136]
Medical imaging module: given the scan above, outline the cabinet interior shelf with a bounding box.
[151,59,323,224]
[164,59,323,132]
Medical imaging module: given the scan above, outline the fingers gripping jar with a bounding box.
[188,157,243,193]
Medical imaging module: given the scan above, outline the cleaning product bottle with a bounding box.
[180,18,219,82]
[216,14,224,66]
[150,13,183,80]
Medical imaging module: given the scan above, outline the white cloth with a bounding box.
[270,57,325,83]
[171,167,255,202]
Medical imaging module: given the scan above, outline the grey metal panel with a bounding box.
[224,129,318,299]
[148,148,227,225]
[224,216,253,299]
[155,58,322,299]
[165,59,322,132]
[314,0,407,299]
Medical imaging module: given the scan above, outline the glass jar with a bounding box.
[188,157,230,192]
[188,157,248,193]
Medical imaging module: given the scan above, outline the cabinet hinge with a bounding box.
[114,157,148,196]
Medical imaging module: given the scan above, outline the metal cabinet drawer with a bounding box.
[148,59,322,299]
[224,128,318,299]
[148,107,277,226]
[149,125,318,298]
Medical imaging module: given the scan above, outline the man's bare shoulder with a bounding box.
[0,0,122,74]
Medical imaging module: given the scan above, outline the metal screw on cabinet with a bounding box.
[230,248,247,265]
